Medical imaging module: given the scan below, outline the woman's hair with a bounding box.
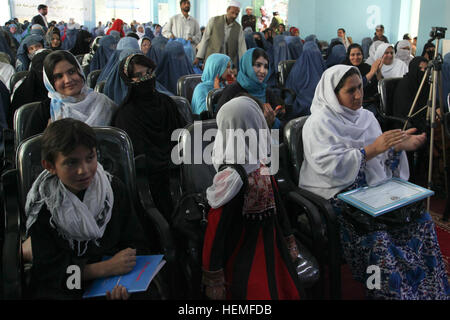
[43,50,82,86]
[252,48,269,66]
[125,54,156,78]
[334,67,360,94]
[41,118,97,164]
[346,43,363,60]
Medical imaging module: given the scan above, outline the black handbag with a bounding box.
[340,200,425,235]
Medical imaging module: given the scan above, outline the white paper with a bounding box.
[348,180,423,209]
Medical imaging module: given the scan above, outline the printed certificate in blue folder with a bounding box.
[83,255,166,299]
[337,178,434,217]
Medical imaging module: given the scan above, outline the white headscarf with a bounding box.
[395,40,413,66]
[374,43,408,78]
[299,65,409,200]
[207,96,271,208]
[43,52,118,126]
[365,40,385,65]
[136,24,146,39]
[25,163,114,256]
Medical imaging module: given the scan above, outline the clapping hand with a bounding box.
[394,128,427,152]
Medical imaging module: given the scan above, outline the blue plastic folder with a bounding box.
[82,255,166,299]
[337,178,434,217]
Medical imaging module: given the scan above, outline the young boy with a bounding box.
[25,118,149,299]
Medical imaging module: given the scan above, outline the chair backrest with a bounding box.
[176,74,202,103]
[278,60,296,87]
[283,116,309,186]
[82,64,91,79]
[75,55,84,65]
[13,102,40,150]
[170,96,194,126]
[206,88,224,117]
[15,127,137,215]
[179,120,218,195]
[94,80,106,93]
[378,77,402,117]
[9,71,28,93]
[87,69,102,89]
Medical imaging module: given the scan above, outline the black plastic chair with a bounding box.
[94,80,106,93]
[377,77,406,130]
[86,69,101,89]
[278,60,296,87]
[170,96,194,126]
[176,74,202,103]
[13,102,40,150]
[206,88,224,119]
[278,116,342,299]
[2,127,175,299]
[9,71,28,93]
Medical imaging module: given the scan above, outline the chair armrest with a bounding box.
[134,155,176,264]
[290,185,342,300]
[284,190,326,257]
[2,169,23,299]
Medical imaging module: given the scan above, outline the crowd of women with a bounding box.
[0,11,448,301]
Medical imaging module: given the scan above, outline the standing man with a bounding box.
[241,6,256,32]
[337,28,353,49]
[373,24,389,43]
[195,1,247,70]
[257,6,271,32]
[162,0,202,47]
[31,4,49,30]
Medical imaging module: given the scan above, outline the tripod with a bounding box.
[403,34,448,220]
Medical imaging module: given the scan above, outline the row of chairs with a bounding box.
[0,117,329,299]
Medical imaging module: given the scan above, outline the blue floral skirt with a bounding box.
[337,209,450,300]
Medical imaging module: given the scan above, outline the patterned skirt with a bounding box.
[337,208,450,300]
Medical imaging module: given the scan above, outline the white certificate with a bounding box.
[337,178,434,217]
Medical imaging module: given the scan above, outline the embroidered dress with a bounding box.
[202,167,302,300]
[332,149,450,299]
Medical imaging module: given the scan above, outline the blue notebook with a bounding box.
[337,178,434,217]
[83,255,166,299]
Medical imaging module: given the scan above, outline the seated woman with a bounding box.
[45,27,62,51]
[26,118,149,299]
[112,53,186,220]
[70,29,92,57]
[374,43,408,78]
[344,43,381,114]
[421,42,436,61]
[15,34,44,71]
[9,49,52,128]
[299,65,449,299]
[89,35,118,73]
[202,96,302,300]
[191,53,232,115]
[326,43,347,68]
[23,50,117,140]
[365,40,385,65]
[155,40,194,95]
[285,42,325,119]
[139,36,162,66]
[395,40,413,66]
[216,48,284,129]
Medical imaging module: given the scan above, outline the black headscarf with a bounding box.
[46,27,61,51]
[393,56,429,132]
[70,30,92,56]
[9,49,52,128]
[112,53,186,172]
[421,42,435,60]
